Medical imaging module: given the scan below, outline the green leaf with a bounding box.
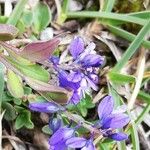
[2,92,12,102]
[13,98,22,105]
[77,95,95,117]
[23,86,32,95]
[15,110,34,129]
[42,125,52,135]
[112,19,150,72]
[6,56,50,82]
[2,102,17,121]
[33,2,51,32]
[108,72,136,84]
[7,0,28,25]
[21,10,33,27]
[7,69,24,98]
[16,20,26,33]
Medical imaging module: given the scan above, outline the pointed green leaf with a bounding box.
[33,2,52,32]
[7,69,24,98]
[15,110,34,129]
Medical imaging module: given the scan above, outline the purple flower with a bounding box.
[69,37,84,59]
[49,126,75,150]
[50,56,60,65]
[97,96,130,141]
[49,118,63,133]
[59,70,81,90]
[58,70,82,104]
[29,102,62,113]
[49,36,104,104]
[66,137,96,150]
[81,54,104,68]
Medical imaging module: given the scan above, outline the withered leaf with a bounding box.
[20,37,60,62]
[25,77,72,104]
[0,24,18,41]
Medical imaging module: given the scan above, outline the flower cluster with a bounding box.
[29,96,130,149]
[28,36,130,150]
[96,95,130,141]
[50,37,104,104]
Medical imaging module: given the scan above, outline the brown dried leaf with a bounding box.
[0,24,18,41]
[25,77,72,104]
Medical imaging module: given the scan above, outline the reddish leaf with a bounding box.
[0,24,18,41]
[20,38,60,62]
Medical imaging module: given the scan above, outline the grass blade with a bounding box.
[67,11,146,25]
[108,72,136,84]
[137,91,150,104]
[135,104,150,126]
[107,25,150,49]
[128,11,150,19]
[7,0,28,25]
[102,0,116,12]
[112,19,150,72]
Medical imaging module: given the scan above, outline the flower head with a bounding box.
[66,137,96,150]
[49,36,104,104]
[49,126,75,150]
[97,96,130,141]
[49,118,63,133]
[29,102,64,113]
[69,37,84,59]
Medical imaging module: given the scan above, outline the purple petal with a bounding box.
[88,73,99,84]
[59,70,81,90]
[98,96,114,121]
[81,143,96,150]
[102,113,130,129]
[66,137,87,148]
[81,54,104,68]
[49,127,74,145]
[69,37,84,59]
[49,141,67,150]
[49,118,62,133]
[70,91,81,104]
[81,140,96,150]
[85,76,98,91]
[49,56,59,65]
[29,102,60,113]
[109,132,128,141]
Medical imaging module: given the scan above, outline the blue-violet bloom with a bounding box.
[49,117,63,133]
[29,102,64,113]
[66,137,96,150]
[49,126,75,150]
[97,95,130,141]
